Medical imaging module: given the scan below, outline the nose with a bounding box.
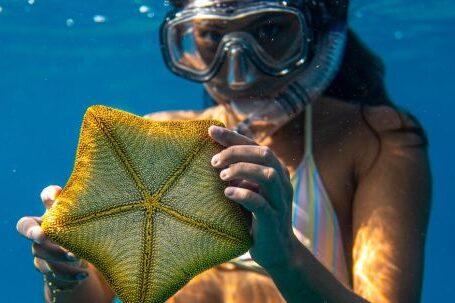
[226,44,257,91]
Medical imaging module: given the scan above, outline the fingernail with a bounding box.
[41,186,60,202]
[48,188,58,201]
[76,272,88,280]
[211,154,220,166]
[225,187,236,197]
[209,125,222,135]
[40,190,50,202]
[27,226,43,244]
[66,252,78,261]
[44,262,52,274]
[220,169,229,180]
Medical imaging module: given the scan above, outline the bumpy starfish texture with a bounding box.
[41,105,252,303]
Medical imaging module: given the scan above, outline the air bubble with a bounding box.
[93,15,107,23]
[66,18,75,27]
[0,6,3,13]
[28,0,35,5]
[139,5,150,13]
[147,12,155,18]
[394,30,404,40]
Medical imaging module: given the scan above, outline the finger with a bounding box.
[220,163,284,206]
[229,179,260,193]
[40,185,62,210]
[46,260,88,283]
[16,216,46,244]
[224,187,273,221]
[34,257,52,275]
[32,241,79,263]
[211,145,285,174]
[208,125,257,147]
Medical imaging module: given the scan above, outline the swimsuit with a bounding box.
[291,104,350,285]
[227,103,350,286]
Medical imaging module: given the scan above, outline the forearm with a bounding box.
[264,235,368,303]
[44,264,114,303]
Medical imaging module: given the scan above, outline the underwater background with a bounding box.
[0,0,453,301]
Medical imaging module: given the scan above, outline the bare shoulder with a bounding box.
[315,97,428,176]
[362,103,427,148]
[313,97,374,149]
[317,96,427,146]
[143,105,226,122]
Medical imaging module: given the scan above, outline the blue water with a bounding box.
[1,0,454,301]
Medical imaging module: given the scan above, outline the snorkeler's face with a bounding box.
[163,0,311,103]
[190,5,303,100]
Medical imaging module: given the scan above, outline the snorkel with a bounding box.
[161,0,348,143]
[226,0,348,142]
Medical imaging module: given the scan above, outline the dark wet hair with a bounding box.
[326,30,390,105]
[327,30,428,148]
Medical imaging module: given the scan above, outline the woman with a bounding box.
[17,0,431,302]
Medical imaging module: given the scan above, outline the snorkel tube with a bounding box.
[230,0,348,142]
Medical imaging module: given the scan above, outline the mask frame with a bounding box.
[160,1,313,83]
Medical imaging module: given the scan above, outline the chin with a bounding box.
[207,69,301,102]
[208,80,283,102]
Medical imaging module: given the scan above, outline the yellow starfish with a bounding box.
[41,105,252,303]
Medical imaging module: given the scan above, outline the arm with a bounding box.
[208,125,368,302]
[268,107,431,303]
[208,106,431,303]
[17,186,115,303]
[43,263,115,303]
[350,107,431,302]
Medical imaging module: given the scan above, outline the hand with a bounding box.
[16,185,89,288]
[208,125,296,269]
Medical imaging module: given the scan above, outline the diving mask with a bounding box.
[160,0,347,143]
[160,1,312,82]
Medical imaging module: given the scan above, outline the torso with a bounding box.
[145,96,379,300]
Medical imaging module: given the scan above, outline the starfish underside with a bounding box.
[41,105,252,303]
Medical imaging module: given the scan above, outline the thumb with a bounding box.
[40,185,62,210]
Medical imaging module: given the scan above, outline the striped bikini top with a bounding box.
[229,104,350,286]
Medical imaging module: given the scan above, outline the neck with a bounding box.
[266,108,306,171]
[219,101,307,171]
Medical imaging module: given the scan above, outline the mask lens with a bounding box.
[164,5,308,80]
[167,20,212,74]
[192,18,228,68]
[244,11,305,63]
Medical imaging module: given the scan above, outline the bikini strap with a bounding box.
[304,104,313,158]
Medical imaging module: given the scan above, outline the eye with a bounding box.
[199,30,223,43]
[257,21,281,43]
